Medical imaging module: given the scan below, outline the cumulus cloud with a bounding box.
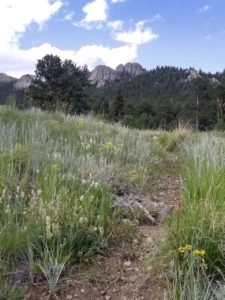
[74,0,108,28]
[75,44,137,69]
[0,0,158,77]
[108,20,124,31]
[1,43,138,77]
[113,21,158,45]
[0,43,75,77]
[0,0,63,49]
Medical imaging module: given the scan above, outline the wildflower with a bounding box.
[81,179,87,184]
[51,164,60,172]
[201,263,208,270]
[178,244,192,253]
[129,169,140,178]
[105,141,114,149]
[37,189,42,196]
[193,249,206,256]
[80,195,84,201]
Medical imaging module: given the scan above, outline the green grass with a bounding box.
[165,133,225,299]
[3,106,225,299]
[0,106,167,295]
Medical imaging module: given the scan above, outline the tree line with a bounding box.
[2,54,225,130]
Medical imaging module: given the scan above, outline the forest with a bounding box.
[1,56,225,131]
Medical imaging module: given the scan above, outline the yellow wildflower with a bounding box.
[178,244,192,253]
[193,249,206,256]
[105,141,114,149]
[201,263,208,270]
[51,164,60,172]
[129,169,140,178]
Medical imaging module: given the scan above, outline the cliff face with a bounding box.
[0,73,34,89]
[116,63,146,76]
[0,73,16,83]
[14,75,35,89]
[89,63,146,88]
[89,65,120,88]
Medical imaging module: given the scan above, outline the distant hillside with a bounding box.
[0,73,34,105]
[87,66,225,130]
[0,64,225,130]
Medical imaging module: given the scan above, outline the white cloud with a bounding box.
[111,0,126,3]
[1,43,138,77]
[113,21,158,45]
[199,5,211,13]
[83,0,108,22]
[0,0,63,50]
[0,0,158,77]
[75,0,108,28]
[108,20,123,31]
[0,43,75,77]
[64,11,75,21]
[75,44,137,69]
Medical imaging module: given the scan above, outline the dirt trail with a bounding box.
[29,174,183,300]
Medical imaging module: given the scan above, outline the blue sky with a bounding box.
[0,0,225,77]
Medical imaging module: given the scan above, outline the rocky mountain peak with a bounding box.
[185,69,201,81]
[89,62,146,88]
[14,74,35,90]
[89,65,120,88]
[0,73,16,83]
[119,62,147,76]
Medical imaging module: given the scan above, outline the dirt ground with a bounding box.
[28,174,182,300]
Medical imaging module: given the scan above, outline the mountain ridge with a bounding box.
[0,63,221,90]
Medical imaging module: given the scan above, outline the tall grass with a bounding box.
[0,106,166,295]
[166,133,225,298]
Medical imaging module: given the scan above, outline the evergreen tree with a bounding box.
[27,54,89,113]
[110,89,124,121]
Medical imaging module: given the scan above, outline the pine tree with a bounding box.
[27,55,89,113]
[110,88,124,121]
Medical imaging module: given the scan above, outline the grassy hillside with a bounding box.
[1,107,225,299]
[0,107,168,298]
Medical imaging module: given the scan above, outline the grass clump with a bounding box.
[166,133,225,299]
